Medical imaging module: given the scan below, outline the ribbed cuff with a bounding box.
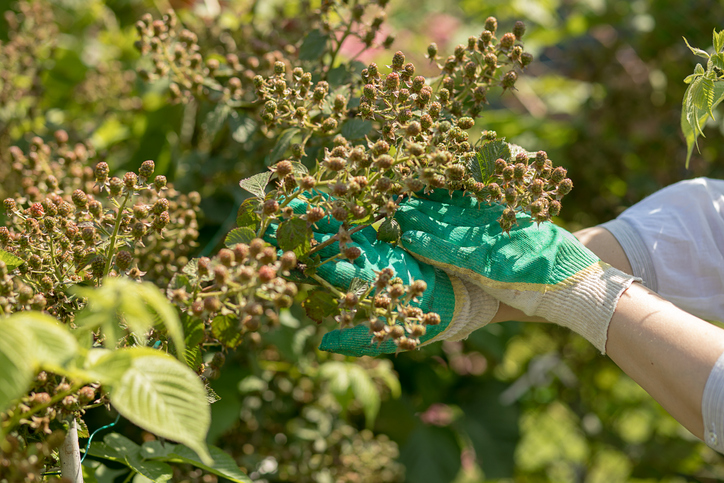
[599,219,658,292]
[703,350,724,453]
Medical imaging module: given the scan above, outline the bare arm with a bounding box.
[491,225,724,440]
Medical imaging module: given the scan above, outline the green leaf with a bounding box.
[98,433,173,482]
[319,361,380,428]
[73,278,185,356]
[183,258,214,283]
[684,36,710,59]
[239,171,272,199]
[302,290,339,323]
[142,442,252,483]
[225,227,256,248]
[166,273,192,301]
[682,76,724,167]
[715,29,724,53]
[0,249,24,271]
[203,103,231,138]
[473,140,511,182]
[84,348,133,385]
[298,29,329,61]
[0,318,33,413]
[211,314,243,349]
[712,53,724,72]
[228,112,257,144]
[236,198,261,229]
[289,161,309,177]
[106,347,212,465]
[12,312,78,372]
[376,217,401,244]
[400,424,462,483]
[266,128,300,165]
[276,218,310,257]
[341,118,372,140]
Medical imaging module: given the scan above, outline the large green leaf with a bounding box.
[302,290,339,323]
[681,76,724,167]
[141,441,252,483]
[73,278,185,355]
[211,314,243,349]
[105,347,212,464]
[472,140,511,183]
[276,218,310,257]
[0,319,33,413]
[236,198,261,229]
[0,249,24,271]
[319,361,380,428]
[12,312,78,372]
[203,103,231,138]
[341,118,372,140]
[88,433,173,482]
[400,424,462,483]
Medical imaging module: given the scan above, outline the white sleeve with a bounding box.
[703,350,724,453]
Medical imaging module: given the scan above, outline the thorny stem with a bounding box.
[311,273,344,298]
[307,213,385,257]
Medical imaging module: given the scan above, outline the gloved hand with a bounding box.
[263,197,499,357]
[396,190,638,354]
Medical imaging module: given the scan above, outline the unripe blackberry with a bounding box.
[504,187,517,204]
[232,244,250,262]
[197,257,211,276]
[123,172,138,189]
[375,155,393,170]
[78,386,96,404]
[502,166,515,181]
[376,177,393,192]
[550,166,567,184]
[341,246,361,262]
[513,163,526,180]
[502,71,518,88]
[322,117,338,133]
[191,300,204,316]
[109,177,123,196]
[306,206,325,223]
[280,251,297,271]
[258,246,277,265]
[263,199,279,215]
[557,178,573,196]
[81,226,96,245]
[389,283,405,299]
[331,183,348,197]
[530,178,545,196]
[88,200,103,218]
[273,60,285,75]
[214,265,228,286]
[421,312,440,326]
[29,202,44,218]
[115,250,133,271]
[529,200,544,216]
[299,176,316,190]
[409,280,427,297]
[341,292,358,309]
[325,157,346,172]
[534,151,548,169]
[133,204,149,220]
[521,52,533,67]
[139,160,155,179]
[485,16,498,33]
[446,164,465,181]
[494,158,507,175]
[204,296,221,313]
[237,266,255,282]
[331,206,348,221]
[351,204,368,219]
[153,211,170,232]
[406,121,422,137]
[218,248,235,267]
[258,265,276,283]
[389,325,405,340]
[28,253,42,269]
[72,189,88,209]
[549,200,562,217]
[513,20,526,40]
[153,198,170,215]
[91,255,106,278]
[0,228,9,246]
[95,162,109,183]
[500,32,516,50]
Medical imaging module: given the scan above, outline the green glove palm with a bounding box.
[396,190,637,353]
[264,197,498,357]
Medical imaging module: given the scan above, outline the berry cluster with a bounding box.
[0,133,200,322]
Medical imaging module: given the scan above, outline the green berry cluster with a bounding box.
[0,133,200,322]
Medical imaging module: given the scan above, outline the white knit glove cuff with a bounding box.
[420,274,499,346]
[536,263,638,354]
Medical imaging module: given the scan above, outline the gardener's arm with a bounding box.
[493,226,724,443]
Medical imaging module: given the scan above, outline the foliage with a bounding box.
[3,0,724,481]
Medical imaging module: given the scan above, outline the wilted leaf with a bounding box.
[225,227,256,248]
[239,171,272,199]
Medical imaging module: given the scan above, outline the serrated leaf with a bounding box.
[183,258,214,283]
[106,347,212,464]
[289,161,309,177]
[0,249,24,271]
[228,112,257,143]
[277,218,310,257]
[473,140,511,182]
[299,29,329,61]
[236,198,261,229]
[101,433,173,482]
[0,318,33,413]
[166,273,192,300]
[348,277,370,298]
[239,171,272,199]
[715,29,724,53]
[341,118,372,140]
[302,290,339,323]
[266,128,300,165]
[145,443,252,483]
[681,77,724,167]
[204,103,231,138]
[211,314,243,349]
[225,227,257,248]
[712,53,724,72]
[684,36,710,59]
[695,63,706,75]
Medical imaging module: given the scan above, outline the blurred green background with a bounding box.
[3,0,724,481]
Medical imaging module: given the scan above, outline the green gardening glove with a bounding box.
[264,197,499,357]
[395,190,638,354]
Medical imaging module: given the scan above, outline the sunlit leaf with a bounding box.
[239,171,272,199]
[236,198,261,229]
[277,218,310,257]
[106,347,212,464]
[302,290,339,323]
[0,319,33,413]
[299,29,329,61]
[684,36,710,59]
[225,227,256,247]
[211,314,243,349]
[141,441,252,483]
[0,249,24,271]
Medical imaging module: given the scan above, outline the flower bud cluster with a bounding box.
[0,137,199,322]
